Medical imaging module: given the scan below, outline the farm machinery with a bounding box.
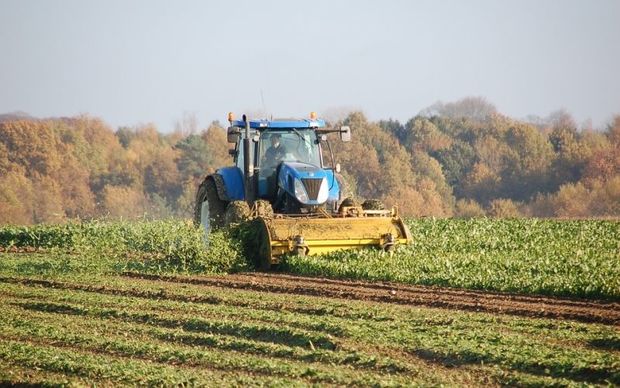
[194,112,411,268]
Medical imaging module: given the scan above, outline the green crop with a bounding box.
[284,218,620,300]
[2,218,618,299]
[0,219,248,275]
[0,270,618,386]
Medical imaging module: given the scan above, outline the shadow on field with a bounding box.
[1,276,348,337]
[0,379,45,388]
[411,348,617,385]
[15,301,87,316]
[15,261,57,275]
[588,337,620,351]
[151,331,409,374]
[15,301,338,351]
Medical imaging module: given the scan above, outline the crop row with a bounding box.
[1,218,618,299]
[1,274,618,386]
[0,219,247,273]
[0,284,444,386]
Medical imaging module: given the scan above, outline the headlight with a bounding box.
[294,179,309,203]
[317,178,329,203]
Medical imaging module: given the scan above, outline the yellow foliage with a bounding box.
[32,176,66,223]
[0,171,35,224]
[101,186,147,219]
[455,199,485,218]
[487,199,522,218]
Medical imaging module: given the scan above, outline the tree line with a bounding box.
[1,98,618,224]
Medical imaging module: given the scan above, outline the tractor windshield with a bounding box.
[258,130,321,171]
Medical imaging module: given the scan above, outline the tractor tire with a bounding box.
[338,197,359,212]
[255,219,273,271]
[253,199,274,219]
[194,176,227,230]
[224,201,251,225]
[362,199,385,210]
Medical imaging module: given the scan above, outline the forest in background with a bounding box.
[1,97,619,225]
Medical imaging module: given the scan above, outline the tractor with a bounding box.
[194,112,411,268]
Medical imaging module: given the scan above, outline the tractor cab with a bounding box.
[257,129,322,201]
[226,114,350,213]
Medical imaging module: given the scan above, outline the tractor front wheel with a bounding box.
[194,177,227,233]
[224,201,251,225]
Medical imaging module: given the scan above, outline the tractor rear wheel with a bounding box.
[338,197,359,213]
[256,219,273,271]
[194,177,227,232]
[362,199,385,210]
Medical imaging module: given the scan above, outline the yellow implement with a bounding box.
[256,208,412,267]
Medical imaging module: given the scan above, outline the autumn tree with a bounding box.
[420,96,497,122]
[2,106,620,224]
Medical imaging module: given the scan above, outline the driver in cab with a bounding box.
[263,133,287,168]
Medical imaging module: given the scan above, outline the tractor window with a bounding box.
[258,130,321,171]
[257,130,321,200]
[235,141,244,171]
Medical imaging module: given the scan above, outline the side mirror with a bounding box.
[227,127,240,143]
[228,149,237,157]
[339,126,351,142]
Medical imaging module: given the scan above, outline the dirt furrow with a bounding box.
[123,272,620,326]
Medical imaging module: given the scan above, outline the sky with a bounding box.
[1,0,619,132]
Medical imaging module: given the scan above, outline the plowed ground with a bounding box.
[1,267,619,387]
[128,272,620,325]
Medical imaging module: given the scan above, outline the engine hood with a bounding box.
[280,162,328,180]
[277,162,332,205]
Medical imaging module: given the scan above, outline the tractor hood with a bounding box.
[277,162,331,205]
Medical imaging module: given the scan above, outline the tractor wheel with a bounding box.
[362,199,385,210]
[253,199,274,219]
[194,177,227,232]
[224,201,251,225]
[338,197,358,213]
[255,219,273,271]
[283,193,302,214]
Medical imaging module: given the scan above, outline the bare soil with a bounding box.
[123,272,620,326]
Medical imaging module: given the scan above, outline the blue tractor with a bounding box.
[194,113,411,267]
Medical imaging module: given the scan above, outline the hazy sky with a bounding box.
[1,0,619,131]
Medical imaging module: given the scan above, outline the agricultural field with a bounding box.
[287,218,620,300]
[0,218,618,386]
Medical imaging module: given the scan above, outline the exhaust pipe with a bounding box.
[243,115,255,203]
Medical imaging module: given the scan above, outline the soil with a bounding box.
[224,201,251,225]
[0,246,42,253]
[123,272,620,326]
[253,200,274,219]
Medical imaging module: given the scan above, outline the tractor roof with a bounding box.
[230,118,326,129]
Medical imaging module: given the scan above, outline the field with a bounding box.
[0,218,618,386]
[286,218,620,300]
